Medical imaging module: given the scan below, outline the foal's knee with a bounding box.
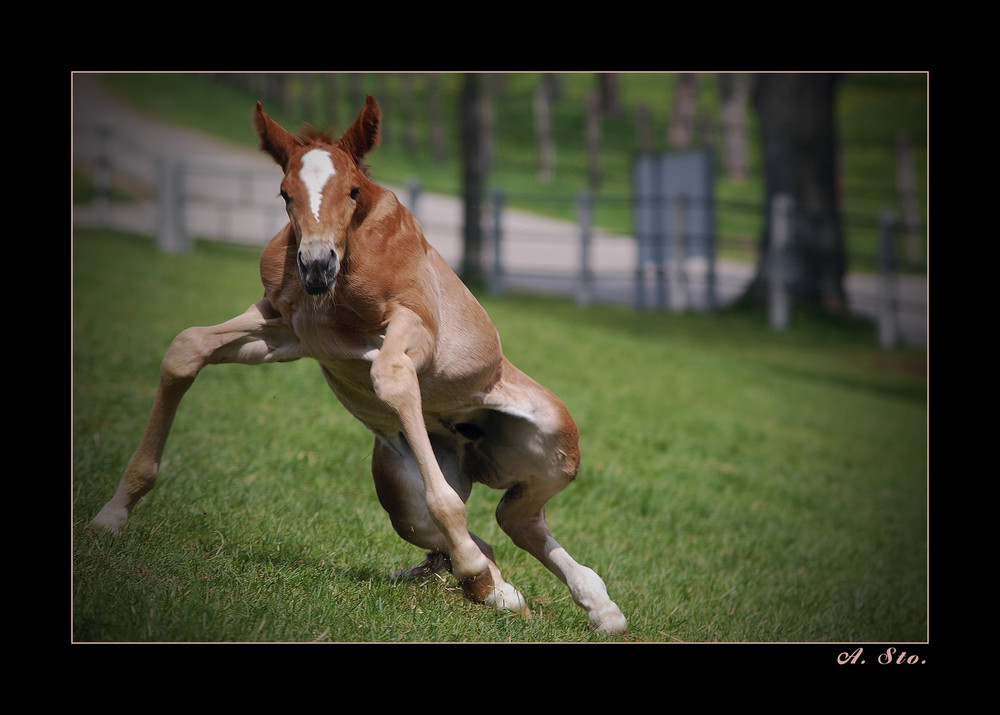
[160,327,206,385]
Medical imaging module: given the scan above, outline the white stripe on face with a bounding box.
[300,149,336,222]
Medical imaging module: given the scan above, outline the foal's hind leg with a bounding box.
[496,480,627,634]
[87,299,302,535]
[477,374,628,633]
[372,435,529,616]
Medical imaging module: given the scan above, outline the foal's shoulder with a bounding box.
[259,224,300,302]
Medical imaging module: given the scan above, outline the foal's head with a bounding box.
[253,96,382,295]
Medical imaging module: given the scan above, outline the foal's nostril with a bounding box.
[297,248,339,294]
[298,249,337,270]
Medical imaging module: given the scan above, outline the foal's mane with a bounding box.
[296,125,336,146]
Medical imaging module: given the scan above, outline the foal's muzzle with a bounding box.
[297,249,339,295]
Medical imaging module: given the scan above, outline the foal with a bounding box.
[87,96,627,634]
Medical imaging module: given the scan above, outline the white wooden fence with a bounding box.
[79,122,920,349]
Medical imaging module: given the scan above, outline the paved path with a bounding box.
[72,73,926,348]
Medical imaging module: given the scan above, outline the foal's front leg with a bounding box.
[86,299,302,535]
[369,306,494,602]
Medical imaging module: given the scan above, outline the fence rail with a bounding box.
[75,121,926,349]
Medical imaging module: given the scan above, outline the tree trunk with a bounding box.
[585,90,602,189]
[636,102,653,153]
[669,73,699,148]
[534,80,554,183]
[743,73,847,313]
[460,73,486,288]
[400,73,418,153]
[599,73,621,118]
[428,74,447,164]
[323,73,340,132]
[717,73,749,182]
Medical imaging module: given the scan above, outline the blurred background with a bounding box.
[73,71,927,347]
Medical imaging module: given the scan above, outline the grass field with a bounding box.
[71,228,927,643]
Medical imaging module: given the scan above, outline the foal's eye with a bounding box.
[280,189,291,204]
[350,187,360,201]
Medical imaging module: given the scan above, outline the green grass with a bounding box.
[72,228,927,643]
[94,71,927,271]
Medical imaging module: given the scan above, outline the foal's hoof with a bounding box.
[85,505,128,536]
[589,603,628,635]
[485,582,531,618]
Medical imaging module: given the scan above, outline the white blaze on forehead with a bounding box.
[299,149,336,221]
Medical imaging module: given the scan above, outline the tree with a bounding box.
[598,73,621,118]
[716,73,750,182]
[668,73,699,148]
[460,73,486,287]
[743,73,847,313]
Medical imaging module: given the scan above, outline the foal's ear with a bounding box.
[338,95,382,164]
[253,102,299,171]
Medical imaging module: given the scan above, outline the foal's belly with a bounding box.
[315,356,491,435]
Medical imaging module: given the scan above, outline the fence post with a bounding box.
[669,195,688,312]
[655,228,667,311]
[705,194,718,311]
[94,123,112,227]
[634,261,646,311]
[577,190,594,306]
[878,209,900,349]
[407,178,421,223]
[157,158,188,253]
[769,194,792,331]
[490,188,504,294]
